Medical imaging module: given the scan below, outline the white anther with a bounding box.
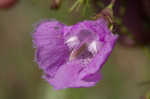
[65,36,80,49]
[88,41,101,55]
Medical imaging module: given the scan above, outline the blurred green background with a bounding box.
[0,0,150,99]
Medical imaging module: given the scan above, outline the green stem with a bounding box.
[69,0,84,12]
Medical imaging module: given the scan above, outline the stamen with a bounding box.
[69,44,87,61]
[88,41,101,55]
[65,36,80,49]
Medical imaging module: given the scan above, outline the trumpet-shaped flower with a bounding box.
[32,18,118,90]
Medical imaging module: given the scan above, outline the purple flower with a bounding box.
[32,18,118,90]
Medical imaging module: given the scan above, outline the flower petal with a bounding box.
[79,33,118,78]
[44,59,102,90]
[33,20,70,77]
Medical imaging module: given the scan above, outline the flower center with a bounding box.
[65,29,102,61]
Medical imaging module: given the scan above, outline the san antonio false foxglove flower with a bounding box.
[33,18,118,90]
